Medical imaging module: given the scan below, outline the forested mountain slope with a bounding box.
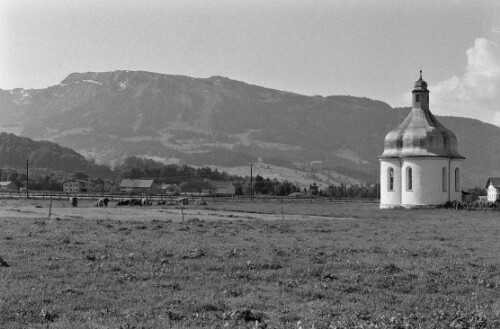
[0,70,498,187]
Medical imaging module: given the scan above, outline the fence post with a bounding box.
[48,197,53,220]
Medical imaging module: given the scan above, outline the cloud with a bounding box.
[431,38,500,126]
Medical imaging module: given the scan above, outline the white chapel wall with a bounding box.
[380,159,401,208]
[401,158,450,207]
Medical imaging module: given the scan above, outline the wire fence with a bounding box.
[0,190,379,204]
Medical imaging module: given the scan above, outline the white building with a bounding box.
[486,178,500,202]
[0,181,18,191]
[379,72,465,209]
[62,179,91,193]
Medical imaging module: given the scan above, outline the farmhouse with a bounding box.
[206,180,236,195]
[0,181,18,191]
[62,179,92,193]
[119,179,155,194]
[485,177,500,202]
[379,72,465,208]
[159,183,180,195]
[178,181,213,195]
[177,180,236,195]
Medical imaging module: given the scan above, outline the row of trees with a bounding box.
[116,157,236,182]
[1,172,63,191]
[322,183,379,198]
[232,175,300,196]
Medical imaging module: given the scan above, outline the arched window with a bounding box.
[455,168,460,192]
[406,167,412,191]
[442,167,447,192]
[388,167,394,191]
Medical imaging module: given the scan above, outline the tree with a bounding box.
[253,175,266,195]
[466,186,487,202]
[8,172,22,187]
[233,180,244,195]
[279,180,296,196]
[73,172,89,180]
[9,172,18,182]
[308,183,319,196]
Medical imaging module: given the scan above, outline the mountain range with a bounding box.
[0,70,498,188]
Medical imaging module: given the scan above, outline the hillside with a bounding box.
[0,70,499,187]
[0,132,112,177]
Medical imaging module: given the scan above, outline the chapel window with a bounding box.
[388,167,394,191]
[455,168,460,192]
[406,167,412,191]
[442,167,447,192]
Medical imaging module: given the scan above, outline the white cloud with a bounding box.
[431,38,500,126]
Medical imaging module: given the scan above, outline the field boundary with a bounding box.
[0,190,379,204]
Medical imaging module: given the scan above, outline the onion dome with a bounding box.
[380,72,464,159]
[413,70,428,90]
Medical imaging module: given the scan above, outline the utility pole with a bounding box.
[250,163,253,200]
[26,158,29,199]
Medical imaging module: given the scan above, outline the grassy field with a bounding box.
[0,199,499,328]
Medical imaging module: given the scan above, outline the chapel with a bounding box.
[379,72,465,209]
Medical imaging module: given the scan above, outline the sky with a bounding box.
[1,0,500,125]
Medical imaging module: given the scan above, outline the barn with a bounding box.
[207,180,236,195]
[119,179,155,194]
[178,181,213,195]
[177,180,236,195]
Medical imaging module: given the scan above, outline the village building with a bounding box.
[205,180,236,195]
[62,179,92,193]
[177,180,236,195]
[119,179,155,194]
[158,183,181,195]
[485,177,500,202]
[0,181,18,191]
[379,72,465,208]
[178,181,213,195]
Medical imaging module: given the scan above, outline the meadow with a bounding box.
[0,198,499,328]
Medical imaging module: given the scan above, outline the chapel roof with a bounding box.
[379,73,464,159]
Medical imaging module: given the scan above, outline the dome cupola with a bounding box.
[380,72,464,159]
[413,70,428,90]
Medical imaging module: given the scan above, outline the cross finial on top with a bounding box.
[420,70,422,79]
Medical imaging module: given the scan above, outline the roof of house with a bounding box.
[161,183,177,188]
[62,179,91,185]
[486,177,500,188]
[208,181,234,189]
[120,179,154,188]
[178,181,212,193]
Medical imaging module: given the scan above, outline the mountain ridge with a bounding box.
[0,132,112,177]
[0,70,498,188]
